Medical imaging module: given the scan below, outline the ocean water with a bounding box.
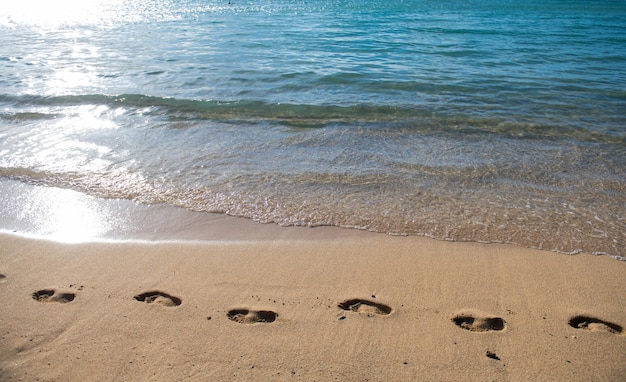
[1,0,625,255]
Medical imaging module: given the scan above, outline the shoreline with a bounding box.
[1,178,623,261]
[1,228,625,380]
[0,178,375,243]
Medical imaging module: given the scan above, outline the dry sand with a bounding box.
[0,225,625,381]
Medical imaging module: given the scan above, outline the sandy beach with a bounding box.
[1,222,624,381]
[2,1,626,380]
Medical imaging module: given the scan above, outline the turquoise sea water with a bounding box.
[1,0,625,255]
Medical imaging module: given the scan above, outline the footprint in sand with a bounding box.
[133,291,182,307]
[568,315,623,334]
[338,299,393,317]
[227,308,278,324]
[0,273,6,283]
[32,289,76,303]
[452,312,506,332]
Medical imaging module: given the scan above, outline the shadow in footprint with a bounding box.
[227,309,277,324]
[452,313,505,332]
[134,291,182,307]
[0,274,5,283]
[338,299,393,316]
[569,315,622,334]
[32,289,75,303]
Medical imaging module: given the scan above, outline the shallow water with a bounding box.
[1,0,625,255]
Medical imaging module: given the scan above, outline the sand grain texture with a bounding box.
[0,230,625,381]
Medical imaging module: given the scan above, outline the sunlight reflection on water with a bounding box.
[0,0,180,28]
[2,0,110,27]
[1,182,115,242]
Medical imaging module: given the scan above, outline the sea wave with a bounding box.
[2,93,624,144]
